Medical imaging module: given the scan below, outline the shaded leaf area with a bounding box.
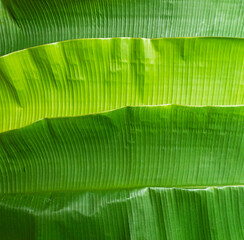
[1,38,243,133]
[1,0,243,55]
[0,187,243,240]
[0,106,243,193]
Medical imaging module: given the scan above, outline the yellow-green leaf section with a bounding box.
[0,38,243,133]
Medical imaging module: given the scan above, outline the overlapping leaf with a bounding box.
[0,187,243,239]
[0,105,243,193]
[0,38,243,133]
[0,0,243,238]
[1,0,243,55]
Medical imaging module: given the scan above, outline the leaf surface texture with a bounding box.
[1,38,243,132]
[1,0,243,55]
[0,106,243,193]
[0,187,243,239]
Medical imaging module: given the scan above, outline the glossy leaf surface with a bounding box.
[0,187,243,239]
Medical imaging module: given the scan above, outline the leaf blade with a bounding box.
[0,187,243,239]
[0,105,243,193]
[0,38,243,132]
[1,0,244,55]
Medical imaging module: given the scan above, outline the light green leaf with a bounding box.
[1,38,243,133]
[0,105,243,193]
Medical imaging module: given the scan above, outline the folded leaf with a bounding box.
[1,0,243,55]
[1,38,243,132]
[0,105,243,193]
[0,187,243,239]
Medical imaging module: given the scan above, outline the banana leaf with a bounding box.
[0,187,243,239]
[1,38,243,133]
[0,0,243,55]
[0,105,243,193]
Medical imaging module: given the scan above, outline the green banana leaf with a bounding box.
[1,0,243,55]
[1,0,243,235]
[0,187,243,239]
[0,105,243,193]
[1,38,243,133]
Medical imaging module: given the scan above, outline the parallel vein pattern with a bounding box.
[0,0,243,55]
[0,38,243,132]
[0,187,243,239]
[0,106,243,193]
